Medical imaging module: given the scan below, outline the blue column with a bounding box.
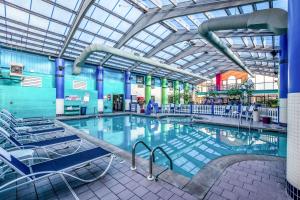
[124,71,131,111]
[279,34,288,125]
[55,58,65,115]
[287,0,300,197]
[96,66,104,113]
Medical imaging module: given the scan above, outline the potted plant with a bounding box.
[137,96,145,113]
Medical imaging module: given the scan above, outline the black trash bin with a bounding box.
[80,106,87,115]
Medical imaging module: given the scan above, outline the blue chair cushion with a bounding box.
[24,135,80,147]
[26,127,64,134]
[25,122,54,127]
[31,147,111,177]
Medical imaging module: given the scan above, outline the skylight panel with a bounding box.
[127,39,141,48]
[48,22,68,35]
[104,40,116,47]
[113,0,132,17]
[256,2,269,10]
[273,0,288,11]
[207,9,228,18]
[159,29,172,39]
[79,32,94,43]
[175,59,188,65]
[125,7,142,23]
[156,51,172,60]
[146,23,160,32]
[151,24,168,37]
[143,35,157,44]
[241,5,253,13]
[109,31,123,41]
[263,36,273,47]
[52,6,73,24]
[135,42,149,51]
[56,0,81,10]
[253,36,262,46]
[174,41,188,50]
[116,21,131,32]
[99,0,119,10]
[29,15,50,30]
[141,0,156,9]
[93,36,105,44]
[98,26,113,38]
[7,0,31,9]
[164,46,180,55]
[228,7,240,15]
[91,7,110,23]
[105,15,122,29]
[135,31,150,41]
[184,55,195,62]
[84,20,101,33]
[190,65,199,70]
[31,0,53,17]
[6,6,29,24]
[149,38,161,46]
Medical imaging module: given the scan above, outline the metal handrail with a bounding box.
[131,141,151,171]
[148,146,173,181]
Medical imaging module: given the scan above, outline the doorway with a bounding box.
[113,94,123,112]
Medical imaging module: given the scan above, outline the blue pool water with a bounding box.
[65,115,287,178]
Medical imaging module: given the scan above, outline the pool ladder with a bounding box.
[131,141,173,181]
[238,113,253,134]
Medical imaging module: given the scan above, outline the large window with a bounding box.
[136,76,144,84]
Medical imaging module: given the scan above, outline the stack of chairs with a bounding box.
[0,109,114,199]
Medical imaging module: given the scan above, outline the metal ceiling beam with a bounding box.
[166,45,278,64]
[116,0,266,49]
[182,54,223,69]
[145,29,275,57]
[59,0,94,57]
[101,0,266,64]
[125,0,149,12]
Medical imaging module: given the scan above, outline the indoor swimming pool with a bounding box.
[65,116,287,178]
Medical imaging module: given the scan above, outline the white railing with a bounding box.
[159,104,278,122]
[258,107,278,122]
[192,105,212,115]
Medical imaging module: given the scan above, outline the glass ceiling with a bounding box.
[0,0,288,84]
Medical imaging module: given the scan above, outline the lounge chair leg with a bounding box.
[60,174,79,200]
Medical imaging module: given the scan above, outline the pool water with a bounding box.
[65,115,287,178]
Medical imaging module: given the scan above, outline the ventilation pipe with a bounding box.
[198,8,288,77]
[73,44,209,81]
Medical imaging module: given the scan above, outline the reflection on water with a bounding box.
[65,116,287,178]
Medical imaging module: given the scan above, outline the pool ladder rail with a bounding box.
[131,141,173,181]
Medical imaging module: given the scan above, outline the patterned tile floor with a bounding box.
[204,160,290,200]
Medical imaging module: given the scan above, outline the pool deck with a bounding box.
[57,112,287,133]
[1,114,289,199]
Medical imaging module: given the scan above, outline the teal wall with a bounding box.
[0,47,97,117]
[0,47,184,117]
[103,68,124,96]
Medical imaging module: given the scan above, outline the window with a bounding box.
[151,78,155,86]
[136,76,144,84]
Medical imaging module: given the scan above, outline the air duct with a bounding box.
[198,8,288,77]
[73,44,210,81]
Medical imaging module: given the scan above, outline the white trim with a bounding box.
[98,99,103,112]
[56,99,64,115]
[279,98,287,124]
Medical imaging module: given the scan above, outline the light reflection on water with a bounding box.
[65,115,287,178]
